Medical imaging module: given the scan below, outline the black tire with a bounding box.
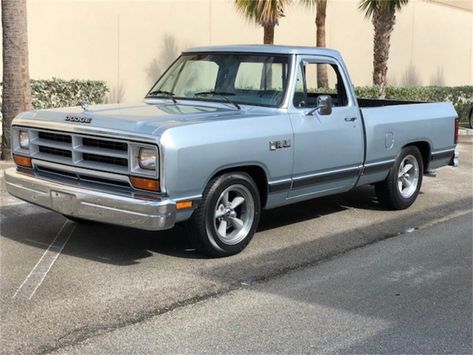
[375,146,423,210]
[188,172,261,257]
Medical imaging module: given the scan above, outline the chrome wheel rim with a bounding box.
[213,184,255,245]
[397,154,419,199]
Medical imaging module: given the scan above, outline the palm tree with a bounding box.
[235,0,291,44]
[1,0,32,159]
[302,0,328,88]
[359,0,409,97]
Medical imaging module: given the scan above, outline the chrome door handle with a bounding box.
[344,117,357,122]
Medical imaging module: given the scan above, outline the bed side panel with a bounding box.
[358,102,457,186]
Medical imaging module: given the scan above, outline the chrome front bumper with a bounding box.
[4,168,176,231]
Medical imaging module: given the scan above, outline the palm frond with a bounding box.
[359,0,409,18]
[235,0,291,26]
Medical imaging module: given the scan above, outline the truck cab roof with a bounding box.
[183,44,343,60]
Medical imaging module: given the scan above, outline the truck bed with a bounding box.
[357,98,424,108]
[357,101,457,187]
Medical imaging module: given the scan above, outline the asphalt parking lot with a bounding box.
[1,136,472,354]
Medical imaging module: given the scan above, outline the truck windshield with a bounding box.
[147,53,290,108]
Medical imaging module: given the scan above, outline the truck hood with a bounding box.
[14,101,274,137]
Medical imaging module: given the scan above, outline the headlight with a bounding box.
[138,148,157,170]
[19,131,29,149]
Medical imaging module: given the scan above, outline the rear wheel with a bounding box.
[375,146,423,210]
[189,172,261,257]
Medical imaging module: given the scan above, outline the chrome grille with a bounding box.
[13,127,159,180]
[28,129,130,174]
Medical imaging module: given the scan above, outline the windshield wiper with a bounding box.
[194,91,241,110]
[147,89,177,103]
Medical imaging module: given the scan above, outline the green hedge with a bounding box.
[355,86,473,122]
[0,78,109,119]
[30,78,108,109]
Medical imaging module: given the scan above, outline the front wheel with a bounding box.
[189,172,261,257]
[375,146,423,210]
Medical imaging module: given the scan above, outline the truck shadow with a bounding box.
[0,185,420,265]
[258,185,382,232]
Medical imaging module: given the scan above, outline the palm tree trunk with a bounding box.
[263,25,274,44]
[1,0,32,159]
[372,6,396,98]
[316,0,328,88]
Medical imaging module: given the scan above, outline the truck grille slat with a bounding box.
[36,165,78,179]
[33,138,72,150]
[75,145,128,159]
[38,131,72,143]
[83,137,127,151]
[35,164,131,189]
[78,174,131,188]
[83,153,128,167]
[39,146,72,158]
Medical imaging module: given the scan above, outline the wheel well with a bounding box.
[209,166,268,208]
[403,141,431,172]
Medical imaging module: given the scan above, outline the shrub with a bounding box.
[0,78,109,120]
[355,86,473,122]
[30,78,109,109]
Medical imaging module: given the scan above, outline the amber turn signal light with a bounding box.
[13,154,32,168]
[176,200,193,210]
[130,176,160,192]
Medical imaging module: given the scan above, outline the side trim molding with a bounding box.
[292,166,362,189]
[268,179,292,193]
[363,159,395,175]
[267,160,395,194]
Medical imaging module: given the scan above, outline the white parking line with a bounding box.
[12,220,76,300]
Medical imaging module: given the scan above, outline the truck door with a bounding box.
[288,55,364,199]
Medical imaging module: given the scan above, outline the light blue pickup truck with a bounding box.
[5,45,459,256]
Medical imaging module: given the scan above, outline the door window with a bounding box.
[293,62,348,108]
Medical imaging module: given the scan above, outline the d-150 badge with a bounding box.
[269,140,291,151]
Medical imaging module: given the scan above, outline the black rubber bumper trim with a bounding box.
[431,150,454,161]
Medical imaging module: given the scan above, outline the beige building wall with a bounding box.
[0,0,472,103]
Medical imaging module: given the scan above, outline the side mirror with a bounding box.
[307,95,332,116]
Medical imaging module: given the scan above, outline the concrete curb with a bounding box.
[459,127,473,136]
[0,160,15,170]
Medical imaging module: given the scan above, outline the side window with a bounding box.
[293,61,348,108]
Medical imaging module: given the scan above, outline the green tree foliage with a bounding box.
[235,0,291,44]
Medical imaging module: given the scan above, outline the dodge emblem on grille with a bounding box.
[65,115,92,124]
